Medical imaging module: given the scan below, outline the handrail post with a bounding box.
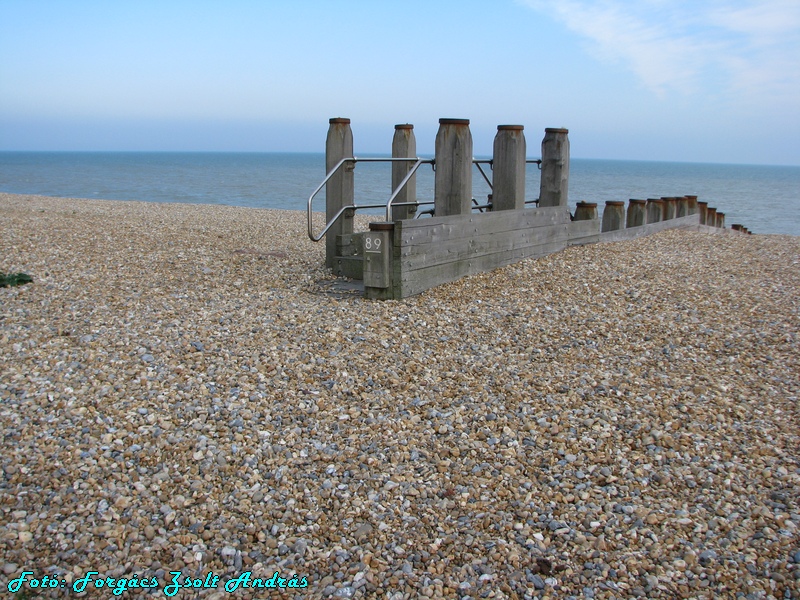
[325,118,354,268]
[391,124,417,221]
[435,118,473,216]
[492,125,526,211]
[539,128,569,208]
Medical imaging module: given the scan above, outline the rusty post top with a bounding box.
[395,123,414,130]
[439,118,470,125]
[497,124,524,131]
[717,212,725,216]
[369,222,395,231]
[544,127,569,134]
[647,198,664,202]
[697,201,708,206]
[606,201,625,206]
[329,117,350,124]
[629,199,647,204]
[685,195,698,199]
[576,201,597,207]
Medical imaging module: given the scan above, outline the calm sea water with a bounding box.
[1,152,798,235]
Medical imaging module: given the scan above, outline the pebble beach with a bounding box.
[1,192,799,599]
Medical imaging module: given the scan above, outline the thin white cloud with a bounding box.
[520,0,800,106]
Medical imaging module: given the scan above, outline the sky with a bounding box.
[1,0,799,165]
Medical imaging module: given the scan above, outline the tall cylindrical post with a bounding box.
[325,118,355,268]
[574,201,598,221]
[627,199,646,228]
[391,124,417,221]
[646,198,664,223]
[539,128,570,208]
[602,201,625,232]
[492,125,526,211]
[697,201,708,225]
[434,118,473,216]
[677,196,689,218]
[686,195,698,215]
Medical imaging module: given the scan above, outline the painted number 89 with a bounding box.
[365,236,382,253]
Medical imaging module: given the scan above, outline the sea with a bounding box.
[1,152,798,236]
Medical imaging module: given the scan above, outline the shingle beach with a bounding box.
[1,193,799,599]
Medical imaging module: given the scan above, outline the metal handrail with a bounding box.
[473,159,493,190]
[307,156,433,241]
[308,156,544,240]
[383,158,434,221]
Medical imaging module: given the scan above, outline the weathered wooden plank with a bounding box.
[396,206,570,247]
[398,238,569,297]
[567,219,600,246]
[401,222,570,271]
[595,213,700,243]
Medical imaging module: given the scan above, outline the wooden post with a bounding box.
[391,124,417,221]
[539,128,569,208]
[434,118,473,216]
[697,201,708,225]
[492,125,526,211]
[717,211,725,228]
[662,197,677,220]
[646,198,664,223]
[574,201,598,221]
[686,195,698,215]
[627,199,646,227]
[677,196,689,218]
[363,223,394,300]
[325,118,355,268]
[706,207,717,227]
[602,201,625,232]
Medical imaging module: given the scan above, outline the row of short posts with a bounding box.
[325,117,571,268]
[575,195,732,232]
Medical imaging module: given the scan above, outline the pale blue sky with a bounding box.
[1,0,798,164]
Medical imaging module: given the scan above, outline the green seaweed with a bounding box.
[0,272,33,287]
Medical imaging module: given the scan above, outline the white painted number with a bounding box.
[365,236,382,253]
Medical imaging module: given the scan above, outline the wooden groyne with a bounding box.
[308,118,749,300]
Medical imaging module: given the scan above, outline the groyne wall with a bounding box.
[308,118,747,300]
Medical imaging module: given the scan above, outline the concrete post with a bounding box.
[662,197,677,220]
[574,201,598,221]
[706,207,717,227]
[697,201,708,225]
[627,199,646,228]
[434,118,473,216]
[325,118,355,268]
[492,125,526,211]
[686,195,698,215]
[539,128,570,208]
[391,124,417,221]
[602,201,625,232]
[677,196,689,218]
[646,199,664,223]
